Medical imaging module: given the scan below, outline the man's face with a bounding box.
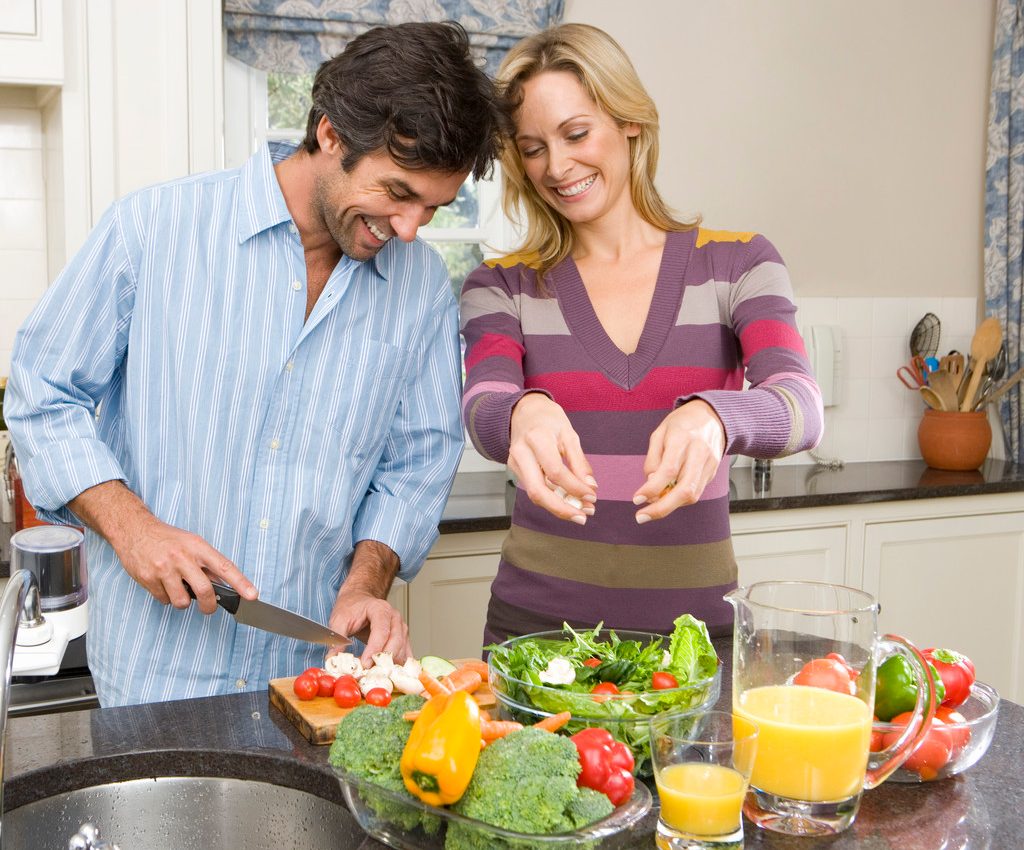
[312,126,468,262]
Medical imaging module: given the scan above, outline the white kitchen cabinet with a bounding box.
[407,531,503,660]
[862,510,1024,705]
[0,0,63,84]
[731,522,848,587]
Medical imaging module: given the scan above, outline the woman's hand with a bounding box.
[632,399,726,523]
[509,393,597,523]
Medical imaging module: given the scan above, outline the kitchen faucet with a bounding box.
[0,570,37,848]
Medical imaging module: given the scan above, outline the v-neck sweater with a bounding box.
[460,228,823,641]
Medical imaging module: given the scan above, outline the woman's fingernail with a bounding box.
[554,485,568,499]
[582,493,598,504]
[582,505,596,516]
[635,513,651,525]
[585,475,598,487]
[633,494,648,506]
[564,494,584,510]
[570,515,588,525]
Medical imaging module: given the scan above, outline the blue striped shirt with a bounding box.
[7,142,464,706]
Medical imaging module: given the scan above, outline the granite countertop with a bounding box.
[5,636,1023,849]
[439,458,1024,533]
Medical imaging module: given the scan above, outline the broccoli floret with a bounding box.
[329,693,440,834]
[445,727,610,850]
[566,787,614,829]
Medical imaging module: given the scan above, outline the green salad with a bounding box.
[486,616,719,772]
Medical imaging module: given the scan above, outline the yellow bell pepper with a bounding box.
[400,689,481,806]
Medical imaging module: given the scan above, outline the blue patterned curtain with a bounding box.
[986,0,1024,463]
[224,0,565,77]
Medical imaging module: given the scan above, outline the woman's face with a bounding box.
[514,70,639,228]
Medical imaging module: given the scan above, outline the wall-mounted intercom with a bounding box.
[800,324,842,408]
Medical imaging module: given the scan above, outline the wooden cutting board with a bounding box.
[269,660,495,745]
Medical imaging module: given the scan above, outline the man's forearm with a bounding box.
[340,540,401,599]
[68,480,159,553]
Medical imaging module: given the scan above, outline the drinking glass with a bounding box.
[650,710,759,850]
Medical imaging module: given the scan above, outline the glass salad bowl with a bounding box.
[487,628,722,777]
[333,766,652,850]
[872,680,1000,783]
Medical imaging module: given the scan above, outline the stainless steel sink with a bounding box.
[3,775,366,849]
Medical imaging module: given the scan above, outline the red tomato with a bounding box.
[301,667,324,680]
[333,677,361,708]
[591,682,620,695]
[882,712,953,780]
[651,671,678,690]
[582,658,602,668]
[316,674,337,698]
[364,688,392,707]
[792,658,855,695]
[293,674,318,701]
[922,648,976,708]
[935,706,971,753]
[826,652,857,679]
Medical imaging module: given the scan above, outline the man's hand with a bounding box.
[69,480,258,613]
[632,399,726,523]
[328,540,411,664]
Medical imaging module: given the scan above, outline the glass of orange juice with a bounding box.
[650,711,759,849]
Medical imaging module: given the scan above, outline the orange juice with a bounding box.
[735,685,872,802]
[656,762,747,836]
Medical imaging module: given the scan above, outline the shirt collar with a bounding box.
[235,140,388,280]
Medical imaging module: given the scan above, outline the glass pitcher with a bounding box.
[724,580,937,836]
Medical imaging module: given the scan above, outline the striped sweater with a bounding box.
[460,228,823,643]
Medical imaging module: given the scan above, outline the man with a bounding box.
[6,22,501,706]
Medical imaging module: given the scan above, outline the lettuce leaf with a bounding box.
[666,614,717,684]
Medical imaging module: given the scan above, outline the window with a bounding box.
[224,62,508,297]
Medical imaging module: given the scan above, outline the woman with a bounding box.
[460,24,822,645]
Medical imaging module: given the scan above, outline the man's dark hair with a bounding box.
[302,21,501,180]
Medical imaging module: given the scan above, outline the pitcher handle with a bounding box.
[864,633,938,789]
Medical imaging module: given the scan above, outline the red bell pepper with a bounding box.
[569,727,635,806]
[922,648,976,708]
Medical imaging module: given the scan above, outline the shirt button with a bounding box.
[291,280,302,291]
[258,518,269,529]
[270,438,280,450]
[285,361,295,372]
[235,678,247,689]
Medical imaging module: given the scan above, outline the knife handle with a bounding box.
[184,579,241,615]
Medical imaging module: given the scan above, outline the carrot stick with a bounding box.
[442,667,483,694]
[458,659,491,679]
[532,711,571,733]
[418,670,452,697]
[402,710,422,721]
[480,719,523,741]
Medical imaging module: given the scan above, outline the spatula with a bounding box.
[926,369,960,412]
[959,318,1003,411]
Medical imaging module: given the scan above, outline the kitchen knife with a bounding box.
[186,580,351,649]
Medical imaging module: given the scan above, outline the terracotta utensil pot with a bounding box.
[917,409,992,470]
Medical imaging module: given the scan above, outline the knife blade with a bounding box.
[186,580,351,649]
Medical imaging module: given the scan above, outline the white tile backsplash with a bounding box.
[771,295,982,466]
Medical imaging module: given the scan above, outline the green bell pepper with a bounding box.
[874,655,945,721]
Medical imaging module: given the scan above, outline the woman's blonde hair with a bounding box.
[496,23,698,280]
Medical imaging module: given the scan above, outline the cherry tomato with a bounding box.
[651,671,678,690]
[365,688,392,707]
[869,716,885,752]
[882,712,954,780]
[935,706,971,753]
[602,768,635,807]
[590,682,620,703]
[333,677,361,708]
[301,667,324,680]
[582,658,602,668]
[316,674,337,698]
[793,658,855,695]
[293,674,318,701]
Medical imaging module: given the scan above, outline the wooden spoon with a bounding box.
[919,385,947,410]
[959,318,1003,411]
[927,369,960,412]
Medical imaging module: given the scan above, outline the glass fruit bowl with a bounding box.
[487,629,722,777]
[873,680,999,783]
[334,766,652,850]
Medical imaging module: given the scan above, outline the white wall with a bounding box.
[564,0,995,301]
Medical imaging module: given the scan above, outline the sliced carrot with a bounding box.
[480,719,523,741]
[402,710,422,722]
[458,659,491,679]
[418,670,452,697]
[532,711,571,733]
[442,667,483,694]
